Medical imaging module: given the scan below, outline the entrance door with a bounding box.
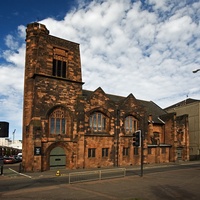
[50,147,66,168]
[177,149,182,160]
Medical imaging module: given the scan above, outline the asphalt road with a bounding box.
[0,162,200,200]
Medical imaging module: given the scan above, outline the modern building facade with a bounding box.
[165,98,200,160]
[22,22,189,172]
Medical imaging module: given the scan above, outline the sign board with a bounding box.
[0,122,9,137]
[34,147,41,156]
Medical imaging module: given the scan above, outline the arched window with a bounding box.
[50,108,66,134]
[125,116,138,134]
[90,112,106,132]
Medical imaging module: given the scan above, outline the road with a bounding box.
[0,162,200,200]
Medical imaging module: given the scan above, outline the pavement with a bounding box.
[1,160,200,179]
[0,160,200,200]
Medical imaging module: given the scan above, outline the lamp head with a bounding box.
[193,69,200,73]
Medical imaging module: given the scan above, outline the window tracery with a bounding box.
[50,108,66,134]
[89,112,106,132]
[125,116,138,134]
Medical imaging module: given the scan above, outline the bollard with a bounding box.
[0,156,3,175]
[19,163,22,173]
[56,170,61,176]
[0,166,3,175]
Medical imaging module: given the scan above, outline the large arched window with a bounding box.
[90,112,106,132]
[50,108,66,134]
[125,116,138,134]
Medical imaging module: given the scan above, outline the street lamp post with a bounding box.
[193,69,200,73]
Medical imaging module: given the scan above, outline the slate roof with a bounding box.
[139,100,167,124]
[82,89,166,124]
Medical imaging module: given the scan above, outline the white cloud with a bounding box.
[18,25,26,38]
[1,0,200,139]
[5,35,19,50]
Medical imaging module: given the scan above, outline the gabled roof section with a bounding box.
[82,89,124,102]
[82,89,167,124]
[164,98,200,110]
[119,93,138,107]
[127,93,137,99]
[125,93,137,101]
[93,87,106,95]
[82,87,108,101]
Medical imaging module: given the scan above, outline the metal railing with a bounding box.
[69,168,126,184]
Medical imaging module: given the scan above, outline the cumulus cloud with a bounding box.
[1,0,200,139]
[42,0,200,101]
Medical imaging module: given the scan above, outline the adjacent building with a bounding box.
[165,98,200,160]
[22,22,189,172]
[0,138,22,156]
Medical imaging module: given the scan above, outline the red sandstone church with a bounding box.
[22,22,189,172]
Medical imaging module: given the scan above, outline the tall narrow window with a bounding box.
[53,59,56,76]
[52,59,67,78]
[125,116,138,134]
[148,148,152,155]
[102,148,109,157]
[62,62,66,78]
[123,147,129,156]
[50,108,66,134]
[90,112,106,132]
[134,147,139,155]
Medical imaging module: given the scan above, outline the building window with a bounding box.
[162,147,166,154]
[50,108,66,134]
[90,112,106,132]
[52,59,66,78]
[151,132,159,145]
[123,147,129,156]
[134,147,139,155]
[125,116,138,134]
[148,148,152,154]
[88,148,96,158]
[102,148,109,157]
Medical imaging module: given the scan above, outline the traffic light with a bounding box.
[132,130,141,147]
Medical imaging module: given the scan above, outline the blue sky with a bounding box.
[0,0,76,50]
[0,0,200,140]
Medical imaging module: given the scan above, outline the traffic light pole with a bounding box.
[133,130,144,177]
[140,130,144,177]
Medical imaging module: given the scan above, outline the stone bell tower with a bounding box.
[22,22,83,171]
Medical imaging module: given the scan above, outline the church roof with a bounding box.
[82,89,166,124]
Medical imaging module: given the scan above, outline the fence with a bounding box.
[69,168,126,184]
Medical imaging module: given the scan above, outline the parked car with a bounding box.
[3,156,16,164]
[10,155,22,163]
[15,155,22,162]
[17,153,22,161]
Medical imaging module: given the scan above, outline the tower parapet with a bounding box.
[26,22,49,37]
